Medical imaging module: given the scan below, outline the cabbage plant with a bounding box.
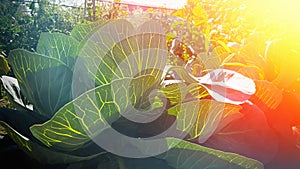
[0,18,263,169]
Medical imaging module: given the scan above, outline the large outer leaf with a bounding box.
[0,108,45,139]
[76,19,167,88]
[30,76,156,151]
[0,119,33,153]
[157,137,264,169]
[70,20,106,42]
[250,80,283,110]
[203,102,278,165]
[0,121,107,165]
[168,99,242,143]
[36,32,79,70]
[71,137,263,169]
[106,136,263,169]
[3,115,243,169]
[64,137,263,169]
[8,49,73,117]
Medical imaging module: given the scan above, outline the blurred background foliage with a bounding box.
[0,0,89,55]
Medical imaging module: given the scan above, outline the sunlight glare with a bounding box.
[247,0,300,34]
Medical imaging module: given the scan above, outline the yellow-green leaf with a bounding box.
[30,76,156,151]
[168,99,241,143]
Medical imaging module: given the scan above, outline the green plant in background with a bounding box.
[85,0,129,21]
[0,55,10,76]
[0,0,85,55]
[172,0,253,47]
[155,0,252,74]
[0,16,266,169]
[0,55,10,108]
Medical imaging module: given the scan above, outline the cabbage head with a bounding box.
[0,17,262,169]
